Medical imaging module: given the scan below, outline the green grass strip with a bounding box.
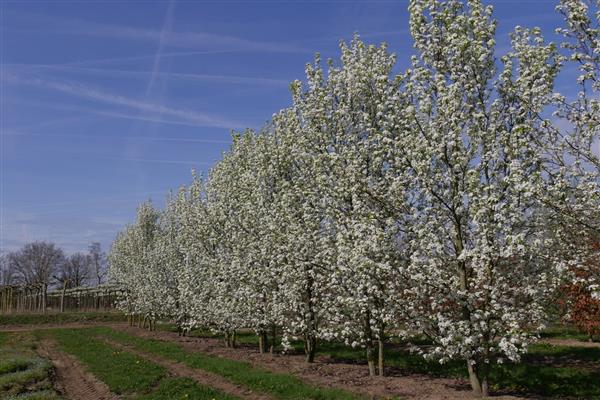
[135,377,238,400]
[94,327,364,400]
[0,358,54,393]
[0,332,58,399]
[47,329,166,395]
[5,389,61,400]
[0,312,127,326]
[0,357,32,375]
[45,329,240,399]
[539,325,594,341]
[104,326,600,399]
[308,341,600,398]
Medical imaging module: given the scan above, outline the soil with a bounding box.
[20,322,598,399]
[103,337,272,400]
[114,326,525,400]
[36,339,119,400]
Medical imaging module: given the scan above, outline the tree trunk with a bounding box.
[224,331,236,348]
[480,363,489,397]
[305,334,316,363]
[455,223,489,397]
[270,326,276,354]
[467,360,489,397]
[304,264,317,363]
[366,342,377,376]
[60,280,68,313]
[259,331,268,354]
[377,338,385,376]
[467,361,482,396]
[42,284,47,314]
[364,312,376,376]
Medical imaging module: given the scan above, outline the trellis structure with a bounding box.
[0,284,51,314]
[0,284,125,314]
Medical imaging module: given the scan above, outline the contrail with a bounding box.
[146,0,176,96]
[5,73,246,129]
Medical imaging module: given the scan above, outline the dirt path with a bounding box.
[0,322,128,332]
[36,339,119,400]
[115,326,524,400]
[103,337,272,400]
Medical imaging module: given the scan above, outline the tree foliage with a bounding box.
[109,0,599,396]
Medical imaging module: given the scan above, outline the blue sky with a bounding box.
[0,0,574,255]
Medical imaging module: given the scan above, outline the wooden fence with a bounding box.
[0,284,124,314]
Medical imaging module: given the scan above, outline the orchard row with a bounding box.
[108,0,599,396]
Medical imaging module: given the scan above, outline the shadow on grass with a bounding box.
[539,325,595,342]
[154,323,600,398]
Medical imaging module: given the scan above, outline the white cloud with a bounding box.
[9,11,305,54]
[5,73,246,129]
[8,64,290,87]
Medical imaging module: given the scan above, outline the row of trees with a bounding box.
[109,0,599,396]
[0,241,108,312]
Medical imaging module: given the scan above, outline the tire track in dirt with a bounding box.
[101,337,272,400]
[37,339,119,400]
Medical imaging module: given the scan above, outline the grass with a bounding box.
[0,311,127,326]
[44,329,166,395]
[135,377,238,400]
[0,332,60,400]
[540,325,595,342]
[41,329,240,399]
[313,341,600,398]
[4,321,597,399]
[0,358,32,375]
[157,324,600,399]
[0,332,9,346]
[4,390,61,400]
[489,360,599,398]
[94,327,366,400]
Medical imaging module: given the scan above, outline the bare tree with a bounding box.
[88,242,106,286]
[54,252,90,312]
[56,253,90,289]
[9,241,65,313]
[1,252,15,285]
